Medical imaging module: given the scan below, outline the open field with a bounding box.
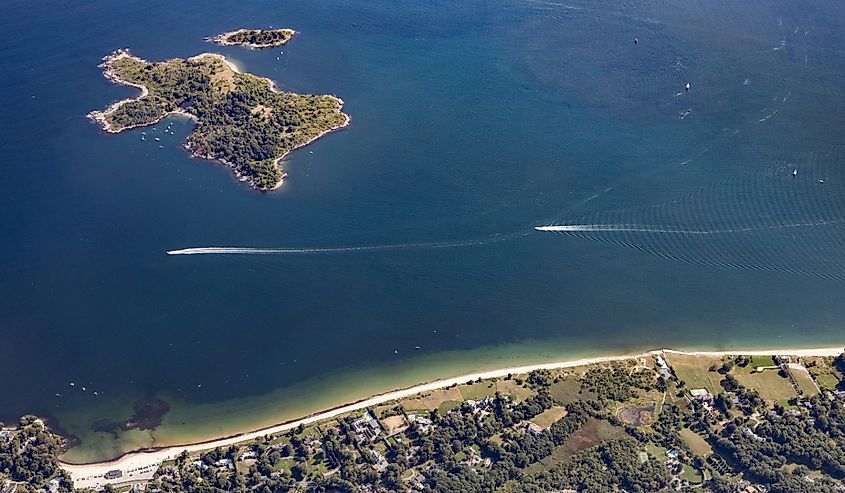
[548,378,583,404]
[495,379,534,402]
[733,368,796,401]
[530,406,568,430]
[400,388,463,411]
[663,353,723,394]
[816,373,840,390]
[458,380,498,401]
[788,364,820,396]
[680,428,713,457]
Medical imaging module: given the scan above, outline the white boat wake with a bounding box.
[535,220,845,235]
[167,236,521,256]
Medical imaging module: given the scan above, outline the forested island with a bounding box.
[89,50,349,190]
[213,29,296,48]
[9,349,845,492]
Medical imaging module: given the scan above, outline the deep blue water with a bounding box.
[2,0,845,459]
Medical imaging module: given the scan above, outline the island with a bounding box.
[212,28,296,48]
[88,49,349,191]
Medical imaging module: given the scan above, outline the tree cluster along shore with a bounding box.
[58,345,844,488]
[211,28,297,49]
[88,49,349,191]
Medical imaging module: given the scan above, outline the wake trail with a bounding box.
[167,233,530,256]
[535,219,845,235]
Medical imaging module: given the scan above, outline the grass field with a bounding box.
[789,366,820,396]
[458,381,498,401]
[816,373,840,390]
[548,378,583,405]
[682,464,704,484]
[436,400,462,414]
[645,443,668,462]
[664,353,723,394]
[530,406,568,430]
[496,379,535,402]
[750,355,777,369]
[400,388,463,411]
[733,369,795,401]
[680,428,713,456]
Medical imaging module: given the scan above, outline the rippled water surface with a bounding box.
[1,0,844,460]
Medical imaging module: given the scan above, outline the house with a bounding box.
[526,423,544,435]
[743,428,765,442]
[371,450,389,471]
[407,471,426,490]
[352,412,383,441]
[689,388,712,402]
[45,479,61,493]
[213,458,234,470]
[654,356,674,380]
[240,450,259,460]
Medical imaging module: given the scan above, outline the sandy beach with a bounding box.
[60,345,843,489]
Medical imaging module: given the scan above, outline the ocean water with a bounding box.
[2,0,845,461]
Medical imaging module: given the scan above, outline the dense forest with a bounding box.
[93,51,347,190]
[218,29,295,47]
[0,416,72,492]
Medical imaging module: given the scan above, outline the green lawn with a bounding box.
[816,373,840,390]
[750,355,777,369]
[734,369,796,401]
[530,406,568,429]
[682,464,704,484]
[680,428,713,457]
[790,367,819,396]
[548,378,582,405]
[458,381,497,401]
[496,379,535,402]
[663,353,723,394]
[436,400,462,414]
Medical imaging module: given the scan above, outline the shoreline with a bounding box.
[89,50,349,191]
[59,344,843,485]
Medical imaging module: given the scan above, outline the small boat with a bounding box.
[819,179,825,184]
[685,82,691,92]
[792,169,797,177]
[414,346,421,350]
[154,137,160,141]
